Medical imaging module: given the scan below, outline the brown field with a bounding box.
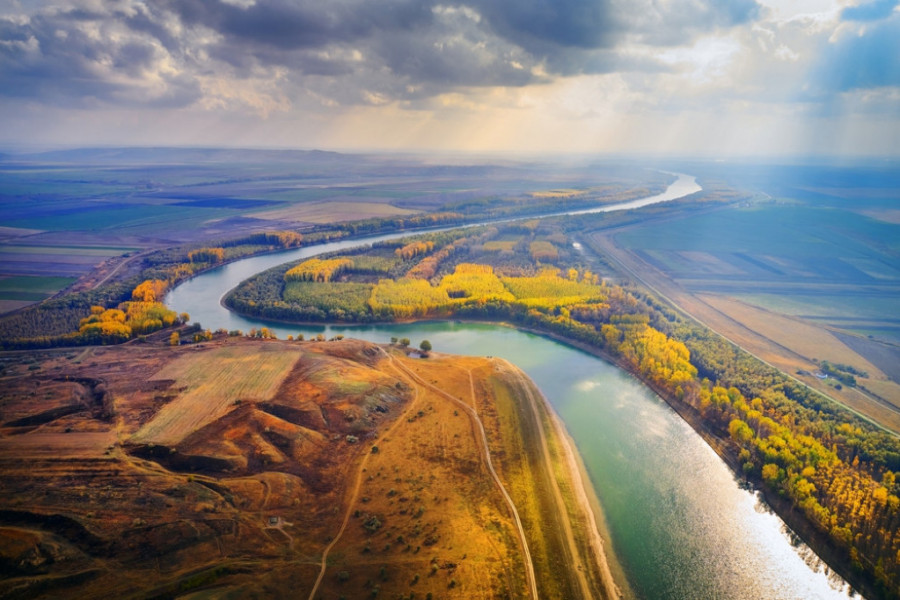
[590,231,900,434]
[135,344,302,445]
[531,189,586,198]
[314,353,530,599]
[252,200,418,224]
[0,431,117,459]
[0,336,612,599]
[484,240,517,252]
[695,294,884,377]
[697,294,900,415]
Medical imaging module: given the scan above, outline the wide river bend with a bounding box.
[167,174,855,599]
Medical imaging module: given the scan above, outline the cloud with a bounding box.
[621,0,761,46]
[0,0,774,112]
[161,0,432,51]
[0,3,201,107]
[474,0,615,50]
[1,0,896,157]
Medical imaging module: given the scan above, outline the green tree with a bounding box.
[420,340,432,352]
[399,338,410,347]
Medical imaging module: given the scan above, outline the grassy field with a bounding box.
[618,204,899,259]
[0,275,76,300]
[485,359,620,599]
[484,240,517,252]
[0,244,139,256]
[613,198,900,345]
[4,204,234,231]
[253,200,418,223]
[732,292,900,320]
[135,344,302,445]
[283,281,374,315]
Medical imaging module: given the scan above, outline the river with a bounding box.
[166,173,856,599]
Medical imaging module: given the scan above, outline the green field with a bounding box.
[0,245,139,256]
[283,281,374,316]
[4,204,235,231]
[734,292,900,320]
[0,276,76,301]
[618,204,899,260]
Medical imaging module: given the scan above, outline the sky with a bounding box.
[0,0,898,157]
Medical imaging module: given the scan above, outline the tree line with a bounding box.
[0,231,305,349]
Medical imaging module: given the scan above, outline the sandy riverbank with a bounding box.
[548,400,629,600]
[492,357,631,600]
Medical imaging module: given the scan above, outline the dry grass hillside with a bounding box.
[0,335,613,599]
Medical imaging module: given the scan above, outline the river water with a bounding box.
[166,174,856,599]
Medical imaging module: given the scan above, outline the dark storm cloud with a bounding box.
[0,0,763,108]
[0,4,200,106]
[161,0,434,50]
[474,0,615,50]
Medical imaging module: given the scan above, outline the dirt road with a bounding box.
[390,356,539,600]
[306,355,423,600]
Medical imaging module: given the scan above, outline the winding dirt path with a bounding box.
[307,354,424,600]
[390,356,539,600]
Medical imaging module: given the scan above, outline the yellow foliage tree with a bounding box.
[131,279,169,302]
[285,258,353,282]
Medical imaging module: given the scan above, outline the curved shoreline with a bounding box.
[494,356,630,600]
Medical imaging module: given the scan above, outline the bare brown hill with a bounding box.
[0,336,613,599]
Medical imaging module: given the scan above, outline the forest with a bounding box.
[226,221,900,599]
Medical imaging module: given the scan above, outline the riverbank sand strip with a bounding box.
[494,358,624,600]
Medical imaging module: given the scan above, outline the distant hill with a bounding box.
[6,146,353,165]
